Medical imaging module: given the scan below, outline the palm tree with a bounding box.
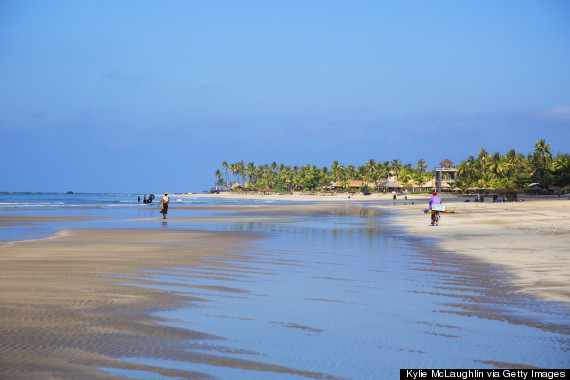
[270,161,278,174]
[331,161,345,183]
[246,162,256,184]
[477,148,489,176]
[553,153,570,186]
[390,159,402,177]
[229,163,237,188]
[214,169,224,189]
[398,169,412,190]
[414,171,427,191]
[345,165,356,181]
[488,152,505,179]
[379,161,390,182]
[534,139,552,161]
[554,153,570,172]
[416,158,428,173]
[221,161,230,189]
[235,161,246,186]
[531,139,553,183]
[365,159,378,185]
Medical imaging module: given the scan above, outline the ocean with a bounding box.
[1,193,568,379]
[0,192,297,242]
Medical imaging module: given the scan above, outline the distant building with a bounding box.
[331,180,372,190]
[231,182,248,190]
[435,159,457,192]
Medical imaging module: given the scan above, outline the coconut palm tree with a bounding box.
[345,165,356,181]
[488,152,505,179]
[221,161,231,189]
[398,169,412,190]
[246,162,256,184]
[534,139,552,161]
[214,169,224,189]
[530,139,553,184]
[390,159,402,177]
[331,161,345,183]
[235,161,246,186]
[413,171,427,191]
[553,153,570,186]
[416,158,428,173]
[379,161,390,182]
[365,159,378,185]
[554,153,570,172]
[228,163,238,188]
[476,148,489,176]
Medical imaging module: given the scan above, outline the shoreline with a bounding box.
[182,193,570,303]
[183,191,569,202]
[374,199,570,304]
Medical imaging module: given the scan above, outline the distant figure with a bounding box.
[138,196,140,203]
[144,195,147,203]
[158,192,170,219]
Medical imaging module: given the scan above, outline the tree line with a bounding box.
[214,139,569,193]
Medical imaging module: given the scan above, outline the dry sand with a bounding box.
[374,199,570,304]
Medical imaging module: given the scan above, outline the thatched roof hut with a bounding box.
[376,180,400,189]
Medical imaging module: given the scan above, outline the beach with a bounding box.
[378,198,570,304]
[184,192,570,303]
[0,194,568,378]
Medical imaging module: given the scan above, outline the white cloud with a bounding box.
[542,106,570,120]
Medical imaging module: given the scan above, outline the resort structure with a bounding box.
[435,159,457,192]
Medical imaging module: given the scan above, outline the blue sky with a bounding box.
[1,0,569,193]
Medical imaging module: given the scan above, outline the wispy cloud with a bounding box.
[542,106,570,120]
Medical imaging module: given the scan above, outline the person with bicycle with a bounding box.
[429,191,442,226]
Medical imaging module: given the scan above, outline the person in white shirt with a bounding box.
[158,192,170,219]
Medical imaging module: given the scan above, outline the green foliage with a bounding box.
[214,140,569,192]
[455,139,568,190]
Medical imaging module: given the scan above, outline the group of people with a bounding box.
[138,194,155,204]
[137,193,170,219]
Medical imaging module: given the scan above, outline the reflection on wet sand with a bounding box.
[0,204,568,379]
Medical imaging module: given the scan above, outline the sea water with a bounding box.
[1,194,568,379]
[113,211,569,379]
[0,192,296,242]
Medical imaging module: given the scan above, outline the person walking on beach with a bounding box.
[428,191,442,226]
[158,192,170,219]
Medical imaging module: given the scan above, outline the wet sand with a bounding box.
[1,200,568,378]
[376,199,570,304]
[186,194,570,303]
[1,226,334,379]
